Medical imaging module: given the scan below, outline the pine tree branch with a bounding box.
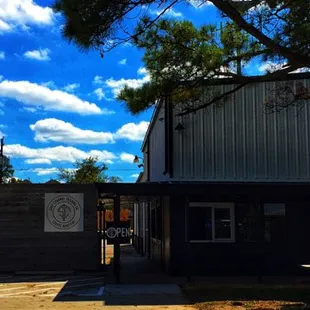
[209,0,310,67]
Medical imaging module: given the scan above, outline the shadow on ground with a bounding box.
[2,245,310,308]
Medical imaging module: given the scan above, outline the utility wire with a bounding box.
[13,168,142,172]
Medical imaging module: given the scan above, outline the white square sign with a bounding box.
[44,193,84,232]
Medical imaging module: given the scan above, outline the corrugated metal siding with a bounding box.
[148,104,171,182]
[173,78,310,181]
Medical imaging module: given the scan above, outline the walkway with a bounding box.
[102,245,190,306]
[104,244,187,285]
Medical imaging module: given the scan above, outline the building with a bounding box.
[133,73,310,276]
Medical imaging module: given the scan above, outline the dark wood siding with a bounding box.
[0,184,98,272]
[168,193,310,276]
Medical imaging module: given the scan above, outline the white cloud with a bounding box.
[0,79,110,115]
[258,61,310,74]
[94,88,105,100]
[248,1,269,12]
[32,168,59,176]
[258,61,287,73]
[5,144,117,164]
[0,0,54,33]
[23,107,37,113]
[115,121,149,142]
[137,67,148,75]
[291,67,310,74]
[150,7,183,17]
[0,124,6,136]
[123,42,132,47]
[105,74,150,97]
[188,0,213,8]
[63,83,80,93]
[0,51,5,59]
[30,118,115,144]
[93,75,104,84]
[41,80,56,89]
[23,48,51,61]
[30,118,149,144]
[120,152,135,163]
[25,158,51,165]
[0,19,11,32]
[130,174,139,178]
[118,58,127,65]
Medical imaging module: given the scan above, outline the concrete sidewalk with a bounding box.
[103,284,189,306]
[104,245,187,285]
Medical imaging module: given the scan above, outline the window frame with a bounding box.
[188,202,235,243]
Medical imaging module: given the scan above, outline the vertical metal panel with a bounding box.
[203,105,213,178]
[245,84,255,179]
[235,84,244,179]
[211,99,216,178]
[224,89,233,179]
[173,115,183,179]
[252,84,258,179]
[182,114,192,178]
[190,112,195,178]
[214,87,224,179]
[170,77,310,181]
[222,85,226,179]
[148,104,170,182]
[305,104,310,178]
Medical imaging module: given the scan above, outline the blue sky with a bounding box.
[0,0,277,183]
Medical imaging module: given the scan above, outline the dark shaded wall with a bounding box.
[168,195,310,276]
[0,184,98,272]
[162,196,171,273]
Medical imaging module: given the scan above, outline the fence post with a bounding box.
[114,195,121,284]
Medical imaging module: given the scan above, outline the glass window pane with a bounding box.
[189,207,212,240]
[214,208,231,239]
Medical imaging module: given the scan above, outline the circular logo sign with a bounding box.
[47,195,81,230]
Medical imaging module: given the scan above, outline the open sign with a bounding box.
[106,221,131,244]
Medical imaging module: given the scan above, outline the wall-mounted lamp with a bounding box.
[174,122,185,131]
[133,155,142,164]
[133,155,144,168]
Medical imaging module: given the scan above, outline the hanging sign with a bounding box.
[106,221,131,244]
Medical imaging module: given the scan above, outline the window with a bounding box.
[189,202,234,242]
[264,203,286,243]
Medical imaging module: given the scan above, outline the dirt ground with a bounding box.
[192,300,307,309]
[0,296,307,310]
[1,274,310,310]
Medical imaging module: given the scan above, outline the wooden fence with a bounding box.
[0,184,98,272]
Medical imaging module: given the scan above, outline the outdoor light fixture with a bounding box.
[133,155,140,164]
[133,155,144,168]
[175,122,185,131]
